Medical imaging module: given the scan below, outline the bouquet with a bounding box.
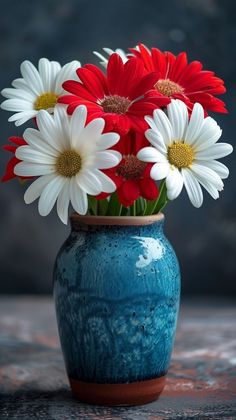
[1,44,233,224]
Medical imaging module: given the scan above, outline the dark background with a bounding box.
[0,0,235,295]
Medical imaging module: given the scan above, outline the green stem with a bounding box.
[153,180,168,214]
[88,196,98,215]
[106,193,122,216]
[130,201,136,216]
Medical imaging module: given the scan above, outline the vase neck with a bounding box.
[70,214,165,233]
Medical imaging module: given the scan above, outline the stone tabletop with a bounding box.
[0,297,235,419]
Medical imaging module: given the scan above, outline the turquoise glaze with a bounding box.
[53,215,180,385]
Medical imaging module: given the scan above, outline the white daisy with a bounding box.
[14,105,121,224]
[1,58,81,126]
[137,99,233,208]
[93,47,133,67]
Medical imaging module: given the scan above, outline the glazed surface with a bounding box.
[53,219,180,383]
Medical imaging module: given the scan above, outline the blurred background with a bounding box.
[0,0,235,295]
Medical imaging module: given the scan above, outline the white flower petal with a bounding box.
[69,105,87,149]
[76,170,102,195]
[23,128,58,157]
[185,103,204,144]
[167,99,188,140]
[145,115,158,132]
[195,143,233,160]
[14,114,38,126]
[93,51,109,67]
[16,146,55,165]
[70,180,88,215]
[45,61,61,92]
[153,109,173,146]
[96,133,120,151]
[14,162,55,177]
[137,147,167,163]
[192,117,222,151]
[195,159,229,179]
[36,110,61,151]
[195,178,219,200]
[94,169,116,193]
[182,168,203,208]
[93,150,121,169]
[55,60,81,93]
[24,174,56,204]
[190,163,224,191]
[93,48,129,67]
[150,162,170,180]
[12,78,36,95]
[145,129,167,155]
[78,118,105,153]
[38,58,52,92]
[56,179,71,224]
[8,110,38,125]
[20,60,44,95]
[1,98,33,111]
[1,88,35,101]
[53,105,70,149]
[38,176,65,216]
[166,167,184,200]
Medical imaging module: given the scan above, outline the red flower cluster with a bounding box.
[2,137,28,182]
[2,44,227,209]
[58,54,169,135]
[97,131,159,206]
[130,44,227,114]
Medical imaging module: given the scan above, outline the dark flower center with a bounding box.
[56,150,82,177]
[116,155,146,179]
[101,95,131,114]
[34,92,58,110]
[155,79,184,97]
[168,142,194,168]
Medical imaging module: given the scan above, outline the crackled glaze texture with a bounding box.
[53,216,180,384]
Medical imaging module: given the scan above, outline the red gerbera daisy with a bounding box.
[58,53,170,135]
[130,43,227,114]
[2,136,28,182]
[97,131,159,207]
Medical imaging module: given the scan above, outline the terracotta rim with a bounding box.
[70,212,164,226]
[69,375,166,406]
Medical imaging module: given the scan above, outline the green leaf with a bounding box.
[121,206,128,216]
[143,198,157,216]
[130,202,136,216]
[153,181,168,214]
[97,199,108,216]
[88,196,98,215]
[106,193,122,216]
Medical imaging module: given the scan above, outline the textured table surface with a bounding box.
[0,297,235,419]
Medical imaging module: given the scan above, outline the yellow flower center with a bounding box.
[34,92,58,111]
[155,79,184,97]
[168,142,194,168]
[101,95,131,114]
[56,150,82,178]
[116,154,146,179]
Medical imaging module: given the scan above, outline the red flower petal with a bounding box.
[62,80,97,102]
[139,178,159,201]
[76,67,105,99]
[84,64,108,94]
[107,53,124,95]
[117,179,140,207]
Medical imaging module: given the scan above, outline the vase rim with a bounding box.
[70,212,164,226]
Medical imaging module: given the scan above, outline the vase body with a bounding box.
[53,214,180,405]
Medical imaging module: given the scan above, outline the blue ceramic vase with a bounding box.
[53,213,180,405]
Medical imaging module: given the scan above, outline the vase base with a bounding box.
[69,375,166,406]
